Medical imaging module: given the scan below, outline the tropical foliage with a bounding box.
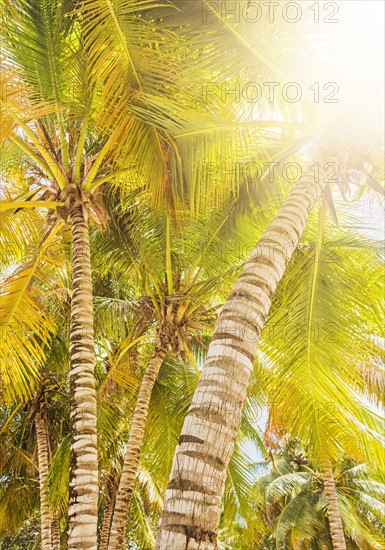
[1,1,384,549]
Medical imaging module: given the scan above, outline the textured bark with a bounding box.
[51,516,61,550]
[322,460,347,550]
[108,343,167,549]
[67,205,98,550]
[99,475,117,550]
[35,411,53,550]
[155,172,324,549]
[100,497,114,550]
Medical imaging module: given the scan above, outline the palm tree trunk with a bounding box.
[67,204,98,550]
[100,497,114,550]
[155,170,325,550]
[35,410,52,550]
[51,516,61,550]
[108,340,167,549]
[99,474,117,550]
[321,460,347,550]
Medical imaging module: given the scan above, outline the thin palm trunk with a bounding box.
[100,503,115,550]
[51,515,61,550]
[155,170,325,549]
[35,410,52,550]
[100,504,114,550]
[67,204,98,550]
[321,460,347,550]
[100,471,120,550]
[108,341,167,549]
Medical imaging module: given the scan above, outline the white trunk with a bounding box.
[67,205,98,550]
[155,171,324,549]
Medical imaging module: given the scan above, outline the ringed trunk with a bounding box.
[155,171,324,549]
[108,341,167,549]
[99,473,117,550]
[67,205,98,550]
[35,410,52,550]
[321,460,347,550]
[51,515,61,550]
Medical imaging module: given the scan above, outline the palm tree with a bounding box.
[106,336,168,549]
[0,185,261,549]
[253,441,385,549]
[154,164,321,548]
[155,146,385,549]
[0,371,67,550]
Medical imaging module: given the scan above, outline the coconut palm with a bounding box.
[0,364,69,550]
[154,161,324,548]
[253,440,385,550]
[0,6,214,549]
[155,145,385,549]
